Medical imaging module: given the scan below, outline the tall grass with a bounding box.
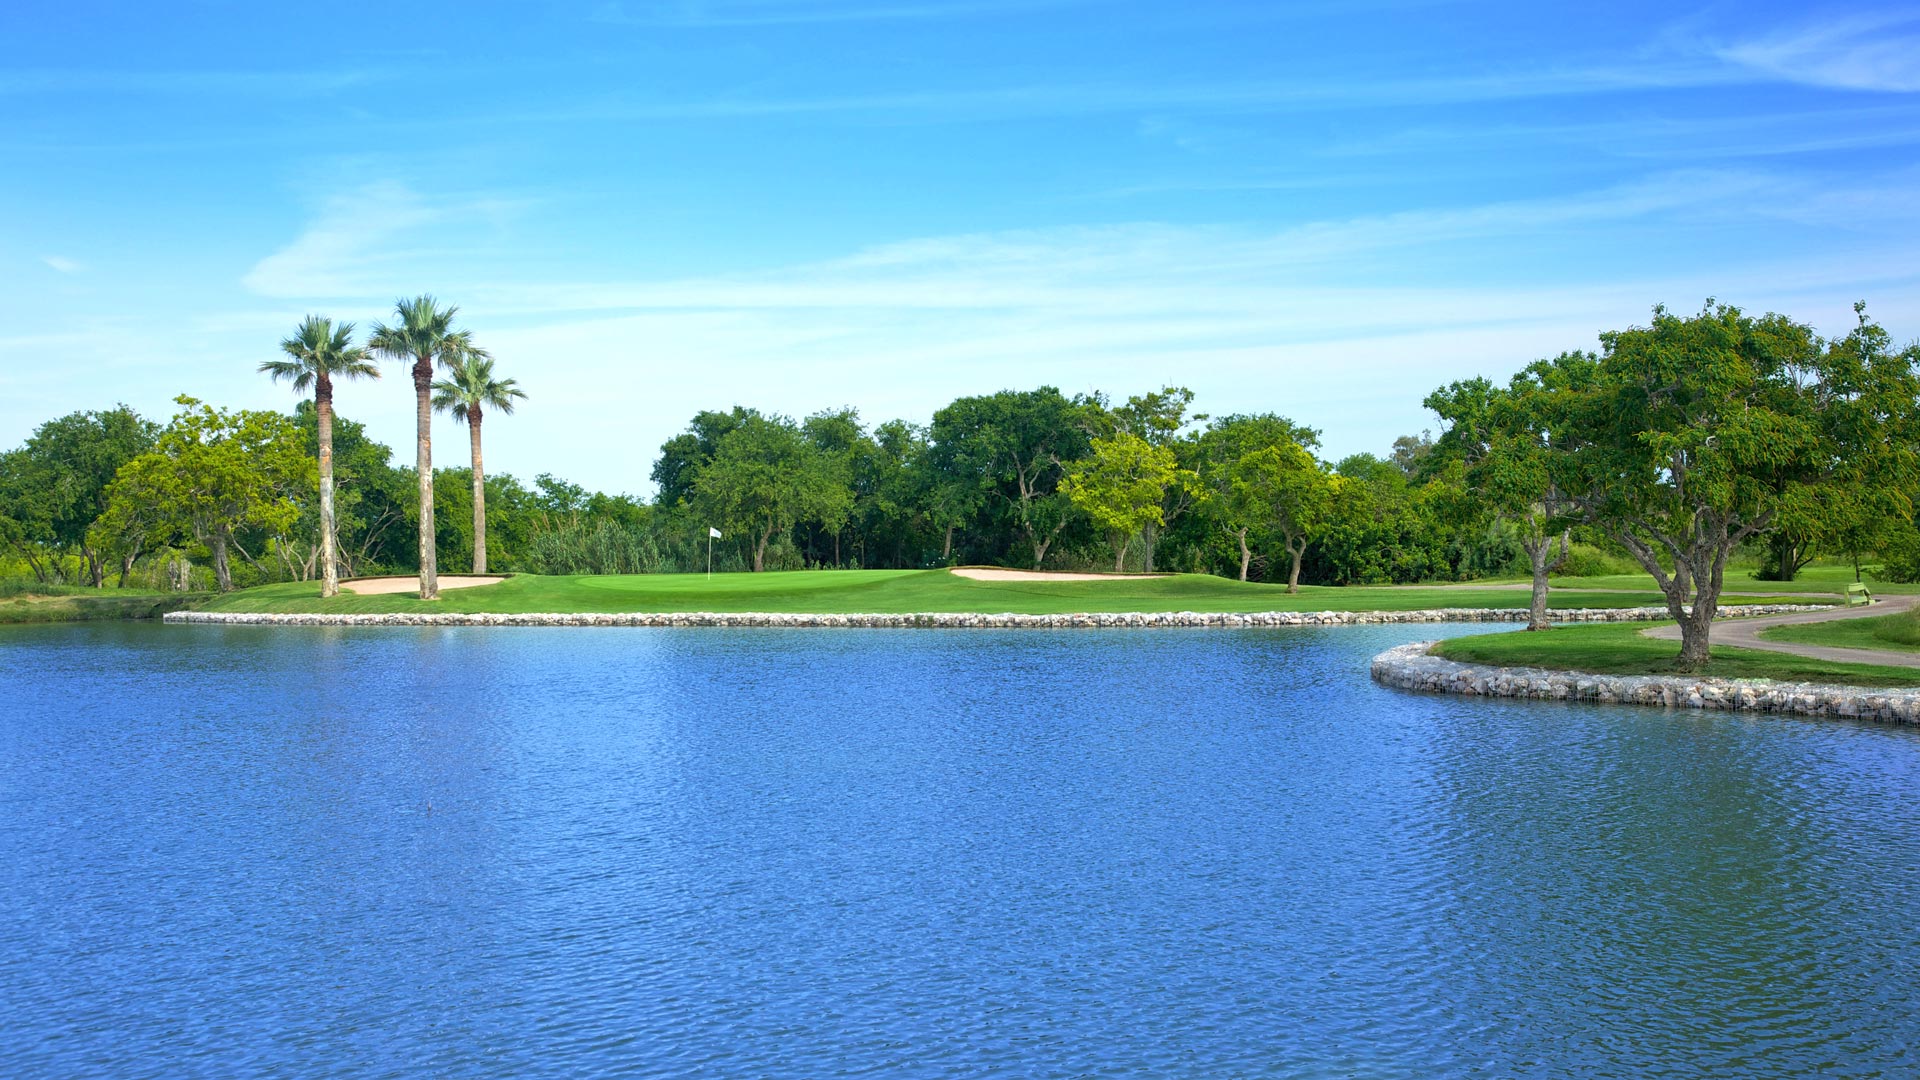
[1873,607,1920,647]
[522,521,667,576]
[0,578,92,599]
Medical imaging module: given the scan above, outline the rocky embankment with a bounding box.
[1370,640,1920,723]
[165,603,1823,630]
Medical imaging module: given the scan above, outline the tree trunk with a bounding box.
[1113,533,1129,573]
[1677,602,1716,669]
[211,531,233,593]
[1527,548,1552,631]
[1286,535,1306,593]
[1521,529,1571,631]
[942,524,954,562]
[414,357,439,600]
[754,525,772,573]
[317,379,340,598]
[469,405,486,575]
[1236,527,1251,582]
[1141,521,1159,573]
[1028,518,1067,569]
[117,548,139,588]
[1611,524,1735,673]
[85,546,104,588]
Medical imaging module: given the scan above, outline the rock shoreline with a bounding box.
[1370,640,1920,723]
[164,603,1823,630]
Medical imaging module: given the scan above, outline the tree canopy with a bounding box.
[1526,302,1920,666]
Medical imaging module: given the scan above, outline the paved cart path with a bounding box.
[1643,594,1920,669]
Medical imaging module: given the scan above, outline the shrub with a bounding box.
[1555,543,1640,578]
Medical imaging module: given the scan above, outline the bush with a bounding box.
[1555,543,1641,578]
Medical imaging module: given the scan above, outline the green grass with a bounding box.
[0,590,198,625]
[1761,610,1920,654]
[1549,562,1902,596]
[191,569,1724,617]
[1434,622,1920,688]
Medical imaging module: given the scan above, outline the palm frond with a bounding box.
[430,352,529,421]
[266,314,378,395]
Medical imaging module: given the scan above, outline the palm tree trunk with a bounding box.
[317,378,340,598]
[469,406,486,575]
[414,357,439,599]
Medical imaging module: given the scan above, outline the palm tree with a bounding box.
[368,296,483,599]
[260,316,379,598]
[433,355,526,575]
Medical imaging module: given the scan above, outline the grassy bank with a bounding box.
[1548,563,1906,596]
[178,568,1763,617]
[1761,611,1920,654]
[0,590,198,625]
[1434,622,1920,688]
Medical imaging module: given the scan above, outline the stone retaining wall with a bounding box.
[164,603,1823,630]
[1370,641,1920,723]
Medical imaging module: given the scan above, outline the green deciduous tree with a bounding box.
[1061,433,1193,571]
[652,408,754,510]
[1195,414,1320,582]
[95,398,312,592]
[1232,440,1339,592]
[1544,301,1920,669]
[433,354,527,575]
[1426,373,1577,630]
[260,315,379,597]
[1112,386,1202,571]
[0,406,158,585]
[928,387,1096,568]
[802,407,865,567]
[692,414,853,572]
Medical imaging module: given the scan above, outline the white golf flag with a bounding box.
[709,526,723,538]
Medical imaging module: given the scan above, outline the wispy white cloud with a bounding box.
[483,62,1749,127]
[1316,103,1920,162]
[467,170,1802,319]
[189,166,1920,494]
[242,182,526,300]
[40,255,84,274]
[1716,13,1920,92]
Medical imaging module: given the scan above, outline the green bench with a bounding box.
[1846,582,1873,606]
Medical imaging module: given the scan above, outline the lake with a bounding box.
[4,622,1918,1078]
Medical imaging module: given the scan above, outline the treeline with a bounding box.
[637,390,1540,584]
[0,396,646,593]
[6,301,1918,639]
[0,385,1537,593]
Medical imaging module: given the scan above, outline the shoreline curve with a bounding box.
[1370,640,1920,724]
[164,603,1823,630]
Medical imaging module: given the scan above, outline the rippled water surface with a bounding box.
[4,622,1920,1078]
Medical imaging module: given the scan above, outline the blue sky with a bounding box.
[5,1,1919,494]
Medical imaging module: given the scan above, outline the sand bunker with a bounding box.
[950,567,1170,583]
[341,575,506,595]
